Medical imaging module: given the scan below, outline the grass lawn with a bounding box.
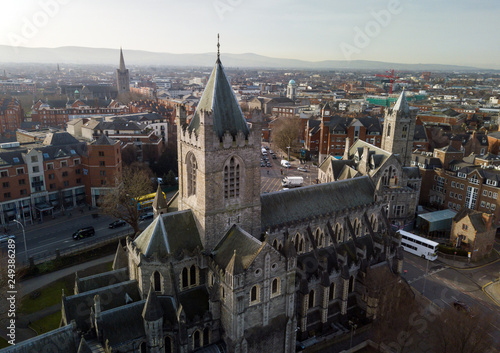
[0,337,11,349]
[29,311,62,334]
[19,279,72,315]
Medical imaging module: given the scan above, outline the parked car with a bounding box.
[272,155,277,159]
[297,167,308,172]
[139,212,154,221]
[109,219,126,229]
[0,234,16,243]
[72,226,95,240]
[266,162,272,167]
[453,300,473,316]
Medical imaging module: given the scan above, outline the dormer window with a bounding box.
[486,179,497,187]
[457,172,466,179]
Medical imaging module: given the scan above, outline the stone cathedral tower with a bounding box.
[381,90,417,166]
[176,45,262,251]
[116,48,130,95]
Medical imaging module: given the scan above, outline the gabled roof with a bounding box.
[93,134,116,146]
[62,280,140,332]
[261,176,375,229]
[0,324,79,353]
[188,57,249,139]
[133,210,202,258]
[75,267,128,293]
[152,185,168,211]
[453,208,490,233]
[77,337,92,353]
[42,132,80,146]
[213,225,263,274]
[142,286,163,321]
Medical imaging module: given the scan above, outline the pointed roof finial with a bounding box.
[217,33,220,62]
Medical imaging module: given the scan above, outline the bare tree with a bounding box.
[99,164,153,236]
[429,305,493,353]
[271,117,301,158]
[366,266,420,353]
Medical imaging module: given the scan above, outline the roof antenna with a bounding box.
[217,33,220,62]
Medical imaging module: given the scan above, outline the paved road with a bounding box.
[0,211,153,266]
[403,252,500,348]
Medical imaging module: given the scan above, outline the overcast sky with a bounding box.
[2,0,499,68]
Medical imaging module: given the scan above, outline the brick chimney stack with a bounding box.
[482,212,494,231]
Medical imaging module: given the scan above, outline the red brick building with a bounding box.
[317,104,383,162]
[31,99,129,128]
[0,97,23,134]
[82,135,122,206]
[0,132,122,226]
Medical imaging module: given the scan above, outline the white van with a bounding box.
[281,160,291,168]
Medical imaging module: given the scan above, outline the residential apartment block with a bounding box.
[0,97,23,134]
[413,143,500,229]
[0,132,121,226]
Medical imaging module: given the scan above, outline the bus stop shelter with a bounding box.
[416,209,457,239]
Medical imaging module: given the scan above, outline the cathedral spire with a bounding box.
[217,33,220,63]
[188,45,249,139]
[119,47,126,71]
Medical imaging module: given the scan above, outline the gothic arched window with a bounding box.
[224,156,241,200]
[154,271,161,292]
[203,327,210,346]
[271,278,280,296]
[165,336,173,353]
[308,290,315,309]
[187,153,197,196]
[349,276,355,293]
[329,282,335,301]
[190,265,197,286]
[193,330,201,349]
[182,267,188,288]
[387,124,391,137]
[402,124,408,138]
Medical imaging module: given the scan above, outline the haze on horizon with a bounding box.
[1,0,499,69]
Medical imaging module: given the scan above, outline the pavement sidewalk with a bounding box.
[438,249,500,269]
[19,254,115,297]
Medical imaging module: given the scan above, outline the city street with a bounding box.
[403,252,500,348]
[0,211,153,266]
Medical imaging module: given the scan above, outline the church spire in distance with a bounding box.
[119,47,126,71]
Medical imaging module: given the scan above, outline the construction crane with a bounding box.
[375,69,400,94]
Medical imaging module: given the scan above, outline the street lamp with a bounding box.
[286,146,291,161]
[348,320,357,349]
[12,219,28,265]
[422,256,429,295]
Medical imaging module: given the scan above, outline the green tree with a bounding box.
[99,165,153,236]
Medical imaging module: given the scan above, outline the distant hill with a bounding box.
[0,45,486,71]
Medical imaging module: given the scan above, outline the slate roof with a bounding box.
[453,208,490,233]
[403,167,420,179]
[0,150,25,166]
[152,185,168,211]
[93,134,116,146]
[100,300,146,347]
[213,225,263,273]
[261,176,375,229]
[75,267,129,293]
[0,324,78,353]
[318,158,355,179]
[413,124,427,141]
[77,337,92,353]
[143,286,163,321]
[188,57,249,140]
[42,132,80,146]
[63,280,140,332]
[179,287,210,322]
[112,244,128,270]
[133,210,202,258]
